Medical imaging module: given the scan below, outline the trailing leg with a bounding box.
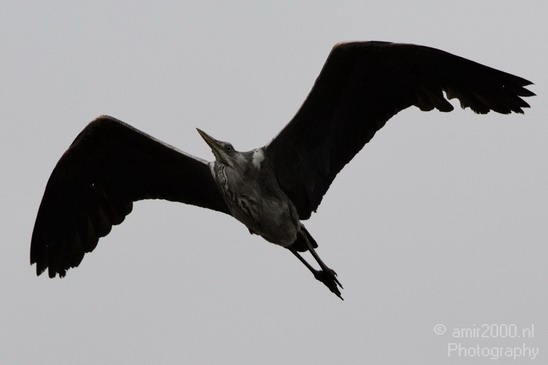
[289,227,343,300]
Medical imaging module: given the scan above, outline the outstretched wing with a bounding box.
[266,41,534,219]
[31,116,229,278]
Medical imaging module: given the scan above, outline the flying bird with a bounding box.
[31,41,534,299]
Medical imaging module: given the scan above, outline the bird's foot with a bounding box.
[314,267,344,300]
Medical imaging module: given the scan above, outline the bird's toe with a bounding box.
[314,268,344,300]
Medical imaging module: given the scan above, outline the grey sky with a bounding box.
[1,1,546,364]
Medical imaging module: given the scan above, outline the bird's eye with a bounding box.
[226,145,233,152]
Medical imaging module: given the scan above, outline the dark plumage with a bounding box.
[31,41,534,298]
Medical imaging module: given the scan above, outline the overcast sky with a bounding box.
[1,1,547,364]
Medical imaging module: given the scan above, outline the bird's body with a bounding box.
[31,41,534,299]
[207,144,300,247]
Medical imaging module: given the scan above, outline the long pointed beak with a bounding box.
[196,128,221,152]
[196,128,228,164]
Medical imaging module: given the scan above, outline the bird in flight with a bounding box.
[31,41,534,299]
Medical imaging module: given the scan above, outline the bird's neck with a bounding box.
[251,148,265,169]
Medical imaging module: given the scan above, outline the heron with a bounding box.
[31,41,534,299]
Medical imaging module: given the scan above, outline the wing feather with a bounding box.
[31,115,229,277]
[266,41,534,219]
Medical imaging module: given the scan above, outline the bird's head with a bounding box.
[197,128,238,167]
